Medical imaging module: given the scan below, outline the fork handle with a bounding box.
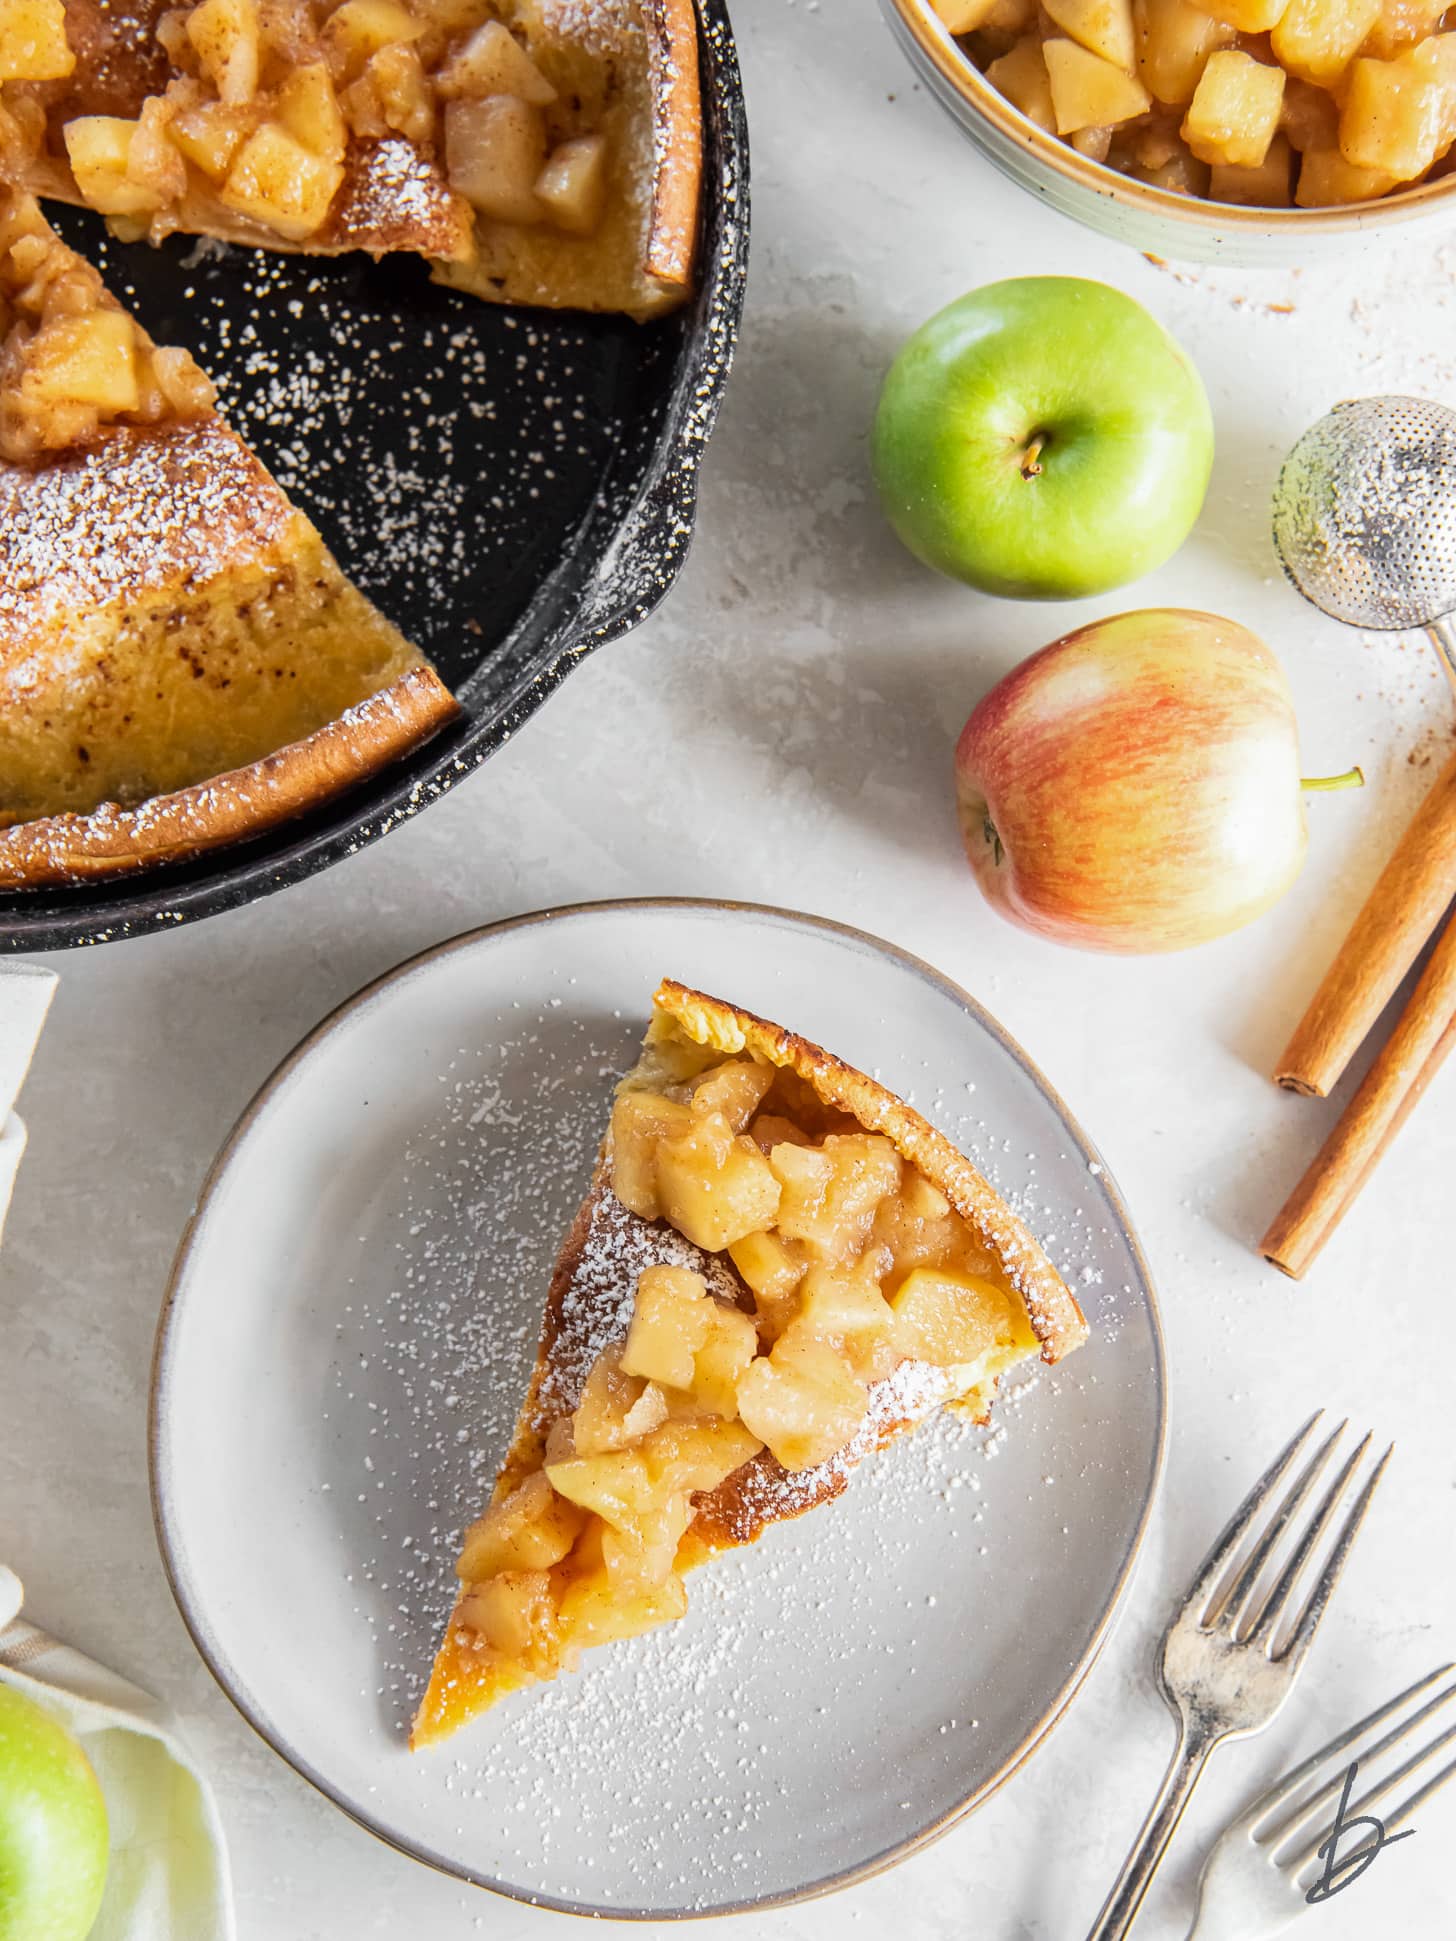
[1086,1721,1218,1941]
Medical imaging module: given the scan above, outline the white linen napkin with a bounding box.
[0,971,236,1939]
[0,1568,236,1941]
[0,963,55,1242]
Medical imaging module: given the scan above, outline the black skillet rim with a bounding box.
[0,0,749,952]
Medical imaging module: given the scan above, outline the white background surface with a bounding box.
[4,0,1455,1934]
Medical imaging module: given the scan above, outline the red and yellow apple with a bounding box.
[953,609,1353,954]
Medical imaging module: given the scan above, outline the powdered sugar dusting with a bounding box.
[0,418,289,647]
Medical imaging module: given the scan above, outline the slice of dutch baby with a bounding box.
[412,978,1087,1747]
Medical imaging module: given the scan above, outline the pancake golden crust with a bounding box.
[641,0,700,287]
[0,663,457,887]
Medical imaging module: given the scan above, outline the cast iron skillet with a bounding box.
[0,0,748,952]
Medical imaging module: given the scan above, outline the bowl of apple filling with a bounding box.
[884,0,1456,260]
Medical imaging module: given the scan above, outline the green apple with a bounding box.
[0,1685,108,1941]
[871,277,1214,599]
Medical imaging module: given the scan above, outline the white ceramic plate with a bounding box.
[151,900,1166,1918]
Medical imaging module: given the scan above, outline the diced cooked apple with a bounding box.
[1133,0,1235,104]
[545,1447,655,1534]
[1280,74,1341,150]
[1113,114,1178,164]
[798,1265,899,1380]
[126,95,187,206]
[1364,0,1448,56]
[688,1058,774,1133]
[457,1567,556,1660]
[1202,0,1289,33]
[1137,145,1213,189]
[1044,36,1153,130]
[19,311,138,411]
[435,18,557,103]
[0,0,74,82]
[736,1328,868,1472]
[620,1264,712,1391]
[871,1171,976,1282]
[220,120,344,239]
[1270,0,1380,83]
[444,93,547,224]
[984,37,1057,129]
[1297,143,1397,202]
[556,1564,687,1649]
[324,0,422,79]
[599,1493,691,1590]
[274,60,347,162]
[929,0,1011,28]
[798,1265,893,1340]
[1339,39,1454,179]
[1070,123,1115,158]
[746,1111,810,1154]
[687,1302,759,1417]
[609,1089,694,1220]
[654,1117,781,1252]
[186,0,261,105]
[726,1228,805,1310]
[1044,0,1137,70]
[572,1343,669,1456]
[1182,49,1284,165]
[64,117,161,217]
[168,99,252,179]
[768,1133,901,1264]
[340,72,387,138]
[640,1418,762,1494]
[1210,128,1295,196]
[892,1266,1017,1369]
[367,41,434,144]
[456,1470,586,1580]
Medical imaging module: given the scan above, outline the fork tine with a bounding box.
[1242,1430,1370,1647]
[1248,1665,1456,1842]
[1380,1745,1456,1839]
[1267,1443,1392,1667]
[1213,1420,1345,1634]
[1183,1410,1323,1620]
[1283,1705,1456,1872]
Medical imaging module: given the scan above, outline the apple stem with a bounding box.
[1301,766,1366,794]
[1020,437,1045,480]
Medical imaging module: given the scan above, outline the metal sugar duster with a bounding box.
[1272,394,1456,686]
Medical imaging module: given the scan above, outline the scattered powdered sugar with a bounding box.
[318,1001,1150,1911]
[64,218,633,676]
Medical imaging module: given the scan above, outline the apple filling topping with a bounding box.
[0,192,215,462]
[945,0,1456,207]
[449,1047,1041,1684]
[0,0,615,247]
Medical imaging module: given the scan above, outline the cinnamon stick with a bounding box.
[1263,910,1456,1278]
[1276,741,1456,1097]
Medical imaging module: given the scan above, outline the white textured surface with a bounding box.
[4,0,1456,1935]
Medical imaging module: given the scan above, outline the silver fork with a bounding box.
[1086,1413,1391,1941]
[1186,1663,1456,1938]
